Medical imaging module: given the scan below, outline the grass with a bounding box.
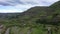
[5,25,47,34]
[1,24,60,34]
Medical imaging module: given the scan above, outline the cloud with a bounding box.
[0,0,59,6]
[14,0,59,12]
[0,0,23,6]
[0,0,59,13]
[0,9,23,13]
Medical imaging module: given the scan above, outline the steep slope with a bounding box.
[19,7,53,24]
[19,1,60,24]
[50,1,60,23]
[50,1,60,9]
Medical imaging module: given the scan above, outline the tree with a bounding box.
[36,12,59,34]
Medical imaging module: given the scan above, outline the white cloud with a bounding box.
[0,9,23,13]
[0,0,59,13]
[0,0,59,6]
[19,0,59,6]
[14,0,59,13]
[14,4,40,13]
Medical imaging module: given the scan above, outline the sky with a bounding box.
[0,0,59,13]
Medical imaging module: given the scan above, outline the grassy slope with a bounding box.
[1,1,60,34]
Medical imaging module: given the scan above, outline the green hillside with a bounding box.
[0,1,60,34]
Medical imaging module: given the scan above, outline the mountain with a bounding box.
[0,1,60,25]
[19,1,60,24]
[0,13,20,19]
[50,1,60,9]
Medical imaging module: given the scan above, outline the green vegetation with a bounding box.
[0,1,60,34]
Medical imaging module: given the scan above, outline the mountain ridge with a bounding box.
[0,1,60,24]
